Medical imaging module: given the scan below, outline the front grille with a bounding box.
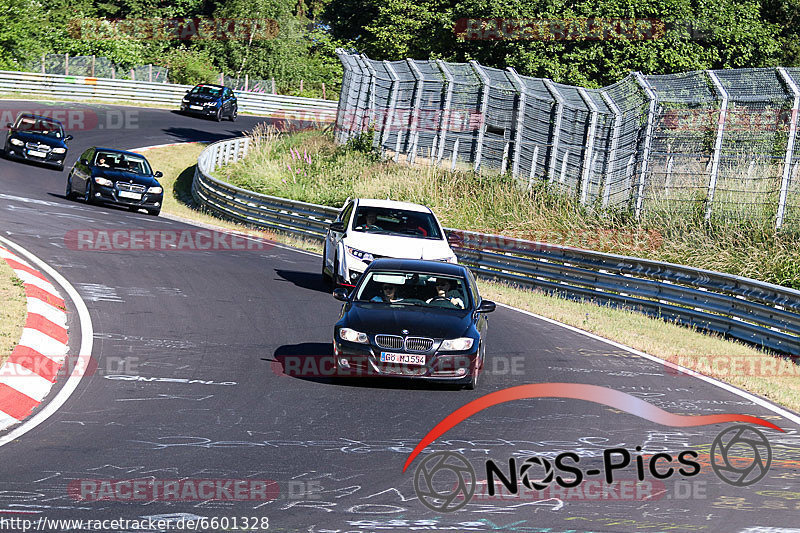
[116,182,146,193]
[375,335,403,350]
[25,142,50,152]
[405,337,434,352]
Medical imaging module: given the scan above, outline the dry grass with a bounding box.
[0,258,26,367]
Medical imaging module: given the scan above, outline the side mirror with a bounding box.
[80,158,89,166]
[154,171,163,178]
[476,300,496,313]
[333,288,349,301]
[64,134,73,142]
[329,221,345,233]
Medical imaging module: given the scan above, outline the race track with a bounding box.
[0,100,798,533]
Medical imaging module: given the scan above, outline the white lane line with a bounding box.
[0,235,94,447]
[497,302,800,428]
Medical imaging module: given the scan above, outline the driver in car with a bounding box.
[356,211,381,231]
[371,283,404,303]
[427,278,464,308]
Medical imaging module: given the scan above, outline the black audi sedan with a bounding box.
[66,148,164,215]
[179,83,238,121]
[4,113,73,170]
[332,258,495,389]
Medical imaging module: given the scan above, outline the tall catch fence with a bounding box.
[334,50,800,229]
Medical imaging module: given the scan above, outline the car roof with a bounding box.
[366,258,468,277]
[192,83,225,89]
[93,147,148,158]
[15,113,64,125]
[355,198,432,213]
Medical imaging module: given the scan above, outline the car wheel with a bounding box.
[333,255,341,286]
[83,181,94,204]
[65,175,76,200]
[215,108,222,122]
[229,106,237,122]
[463,343,484,391]
[322,247,333,286]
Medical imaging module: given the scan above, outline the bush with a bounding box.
[162,48,218,85]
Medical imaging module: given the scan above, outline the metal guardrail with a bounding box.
[192,137,800,355]
[0,70,338,119]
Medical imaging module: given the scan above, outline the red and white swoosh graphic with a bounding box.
[403,383,784,472]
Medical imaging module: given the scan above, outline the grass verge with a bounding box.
[218,128,800,290]
[142,138,800,414]
[0,258,27,368]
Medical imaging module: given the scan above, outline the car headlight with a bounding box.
[147,186,163,194]
[9,138,23,146]
[52,147,66,154]
[440,337,474,351]
[94,177,113,186]
[339,328,369,344]
[346,246,373,262]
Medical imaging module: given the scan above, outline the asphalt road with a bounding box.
[0,99,798,533]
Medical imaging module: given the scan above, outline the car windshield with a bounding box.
[355,270,469,310]
[14,117,64,138]
[190,85,222,96]
[352,206,443,239]
[94,152,153,175]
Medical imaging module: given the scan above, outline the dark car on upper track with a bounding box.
[66,147,164,215]
[3,113,73,171]
[180,83,238,122]
[332,258,495,389]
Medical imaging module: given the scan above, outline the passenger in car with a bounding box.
[371,283,404,303]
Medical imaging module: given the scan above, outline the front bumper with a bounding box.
[180,102,220,116]
[5,145,65,166]
[92,184,163,209]
[331,339,477,381]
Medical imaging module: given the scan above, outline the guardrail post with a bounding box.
[381,61,400,159]
[435,60,454,163]
[506,67,526,179]
[600,91,622,208]
[469,61,490,173]
[705,70,729,222]
[633,72,657,220]
[543,79,564,183]
[407,59,424,163]
[578,88,599,204]
[777,67,800,229]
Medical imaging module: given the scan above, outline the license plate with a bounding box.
[118,191,142,200]
[189,105,203,110]
[27,149,46,158]
[380,352,426,366]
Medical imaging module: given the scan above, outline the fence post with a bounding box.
[407,59,424,164]
[322,82,326,100]
[578,88,599,204]
[469,61,490,173]
[543,79,564,183]
[382,61,400,159]
[435,60,454,164]
[91,55,95,77]
[148,63,152,82]
[705,70,729,222]
[65,53,69,75]
[777,67,800,229]
[506,67,526,179]
[41,53,45,74]
[529,145,539,189]
[360,55,379,150]
[271,78,276,94]
[633,72,657,221]
[350,54,371,140]
[600,91,622,208]
[220,72,224,85]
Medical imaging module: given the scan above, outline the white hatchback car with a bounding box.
[322,199,458,287]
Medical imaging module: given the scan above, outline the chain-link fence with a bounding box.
[25,54,170,82]
[335,50,800,229]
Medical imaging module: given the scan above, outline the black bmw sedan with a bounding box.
[179,83,238,122]
[66,148,164,215]
[4,113,73,170]
[332,258,495,389]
